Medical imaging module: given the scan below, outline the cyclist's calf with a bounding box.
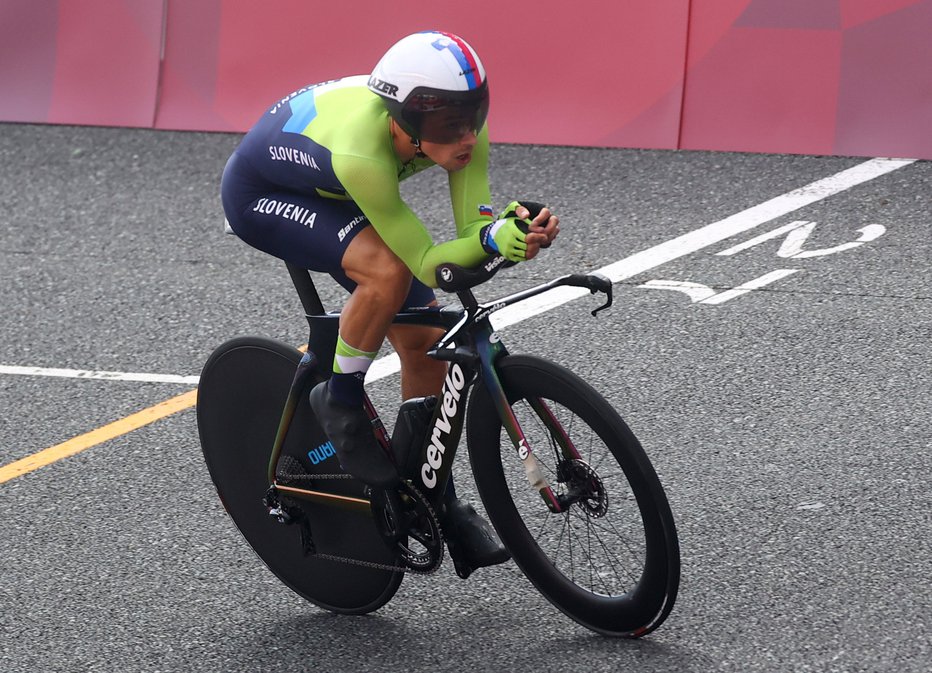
[388,323,447,400]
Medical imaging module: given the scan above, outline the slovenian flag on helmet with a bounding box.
[434,31,484,90]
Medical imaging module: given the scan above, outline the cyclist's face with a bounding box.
[419,109,481,171]
[418,108,482,144]
[420,127,479,172]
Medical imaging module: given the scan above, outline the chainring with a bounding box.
[370,481,444,574]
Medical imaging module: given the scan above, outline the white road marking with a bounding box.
[697,269,800,305]
[716,220,888,258]
[488,157,914,330]
[638,269,799,304]
[779,223,887,259]
[0,364,200,385]
[0,157,915,386]
[716,220,813,256]
[637,279,721,303]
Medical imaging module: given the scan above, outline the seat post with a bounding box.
[286,263,326,317]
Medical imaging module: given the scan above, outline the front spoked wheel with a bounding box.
[467,355,680,637]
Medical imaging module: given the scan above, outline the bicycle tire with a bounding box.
[466,355,679,636]
[197,336,403,614]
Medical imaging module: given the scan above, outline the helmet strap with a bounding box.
[411,136,427,159]
[390,117,427,160]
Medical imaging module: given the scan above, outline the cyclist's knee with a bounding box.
[343,229,412,301]
[389,325,444,362]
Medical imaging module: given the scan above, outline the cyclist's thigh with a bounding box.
[340,228,438,309]
[221,153,365,278]
[221,153,434,308]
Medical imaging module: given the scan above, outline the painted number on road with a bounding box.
[638,221,887,305]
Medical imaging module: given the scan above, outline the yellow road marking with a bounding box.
[0,389,197,484]
[0,345,311,485]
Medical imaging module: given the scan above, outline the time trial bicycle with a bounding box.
[197,254,680,637]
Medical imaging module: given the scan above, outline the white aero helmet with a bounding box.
[368,31,489,144]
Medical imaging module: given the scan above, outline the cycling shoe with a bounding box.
[308,382,399,489]
[441,498,510,579]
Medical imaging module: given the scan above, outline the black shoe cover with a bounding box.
[442,498,510,579]
[309,382,398,489]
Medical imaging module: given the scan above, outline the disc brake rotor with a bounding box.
[560,458,608,517]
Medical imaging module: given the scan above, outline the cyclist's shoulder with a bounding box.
[265,75,371,118]
[303,78,387,143]
[256,76,386,149]
[306,79,398,173]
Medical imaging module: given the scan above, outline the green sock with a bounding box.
[328,334,378,406]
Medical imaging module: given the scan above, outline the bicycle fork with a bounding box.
[474,337,572,514]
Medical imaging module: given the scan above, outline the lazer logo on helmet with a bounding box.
[421,364,466,490]
[368,76,398,98]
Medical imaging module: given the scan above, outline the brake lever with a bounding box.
[564,273,613,317]
[589,274,613,317]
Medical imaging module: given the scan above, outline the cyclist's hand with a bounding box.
[480,200,560,263]
[479,217,528,262]
[517,204,559,260]
[502,200,559,261]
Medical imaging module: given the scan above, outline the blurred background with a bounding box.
[2,0,931,158]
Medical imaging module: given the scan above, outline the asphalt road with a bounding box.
[1,123,930,672]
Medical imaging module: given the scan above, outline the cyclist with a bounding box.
[220,31,559,572]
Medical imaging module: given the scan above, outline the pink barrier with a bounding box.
[154,0,690,149]
[679,0,932,157]
[2,0,930,158]
[1,0,162,127]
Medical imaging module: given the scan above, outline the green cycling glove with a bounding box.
[479,200,535,262]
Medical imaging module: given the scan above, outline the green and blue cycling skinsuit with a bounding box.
[220,75,496,306]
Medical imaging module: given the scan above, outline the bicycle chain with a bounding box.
[277,472,353,481]
[275,471,444,575]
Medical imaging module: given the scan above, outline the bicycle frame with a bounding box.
[265,264,613,516]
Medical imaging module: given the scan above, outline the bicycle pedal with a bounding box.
[447,543,475,580]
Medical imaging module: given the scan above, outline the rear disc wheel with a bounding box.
[197,336,403,614]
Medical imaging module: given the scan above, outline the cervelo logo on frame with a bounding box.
[421,363,466,490]
[517,438,529,460]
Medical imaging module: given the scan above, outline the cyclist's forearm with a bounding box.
[367,206,490,287]
[403,236,489,288]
